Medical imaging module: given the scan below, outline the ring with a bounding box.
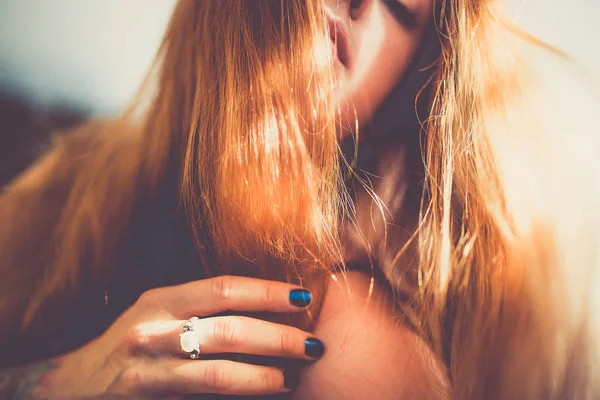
[180,316,201,359]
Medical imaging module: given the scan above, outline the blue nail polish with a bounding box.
[284,369,300,390]
[305,337,325,358]
[289,288,312,307]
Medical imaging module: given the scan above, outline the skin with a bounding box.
[291,272,448,400]
[0,274,446,399]
[0,360,60,399]
[289,2,446,398]
[0,1,440,398]
[326,0,434,134]
[0,277,325,398]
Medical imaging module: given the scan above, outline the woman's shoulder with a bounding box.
[290,271,449,400]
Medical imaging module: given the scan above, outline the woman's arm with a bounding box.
[292,271,449,400]
[0,359,62,400]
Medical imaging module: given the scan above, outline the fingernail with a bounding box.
[289,288,312,307]
[305,337,325,358]
[283,369,300,390]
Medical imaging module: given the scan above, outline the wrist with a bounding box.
[0,357,62,400]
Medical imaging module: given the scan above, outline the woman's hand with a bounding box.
[30,276,323,399]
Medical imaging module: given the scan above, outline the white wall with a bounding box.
[509,0,600,75]
[0,0,175,114]
[0,0,598,114]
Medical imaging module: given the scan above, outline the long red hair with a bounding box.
[1,1,599,398]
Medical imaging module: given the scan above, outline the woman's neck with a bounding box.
[342,137,421,284]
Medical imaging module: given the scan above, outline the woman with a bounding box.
[1,0,599,399]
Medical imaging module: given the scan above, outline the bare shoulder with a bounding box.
[292,271,448,400]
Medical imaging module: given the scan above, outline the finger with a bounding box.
[128,317,325,361]
[147,316,324,360]
[123,320,183,358]
[135,359,299,395]
[194,316,325,360]
[156,276,313,318]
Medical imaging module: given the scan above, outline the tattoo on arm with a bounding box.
[0,359,60,400]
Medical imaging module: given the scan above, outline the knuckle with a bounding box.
[125,324,151,355]
[262,281,277,305]
[260,369,279,393]
[210,276,235,303]
[137,288,162,311]
[212,317,242,348]
[279,328,295,356]
[203,363,232,393]
[121,365,146,390]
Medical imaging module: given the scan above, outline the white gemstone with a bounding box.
[180,331,199,353]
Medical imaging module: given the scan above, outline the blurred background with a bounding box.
[0,0,599,184]
[1,0,175,115]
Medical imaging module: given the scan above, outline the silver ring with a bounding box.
[180,316,201,359]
